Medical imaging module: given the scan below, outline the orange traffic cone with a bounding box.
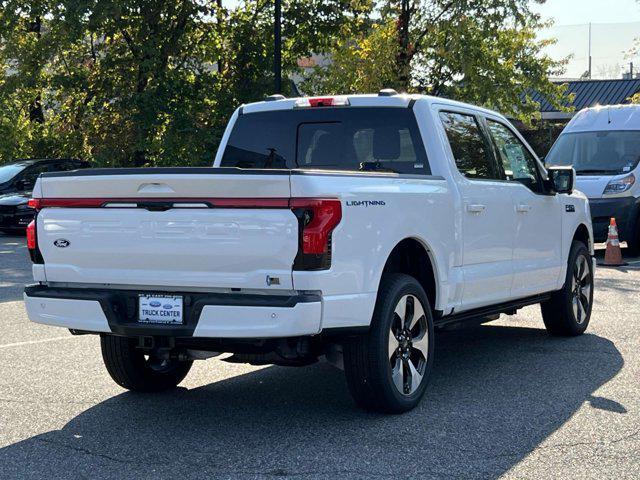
[603,218,625,266]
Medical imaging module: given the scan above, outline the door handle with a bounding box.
[516,204,532,213]
[466,204,486,213]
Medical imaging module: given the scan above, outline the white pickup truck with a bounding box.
[24,92,595,413]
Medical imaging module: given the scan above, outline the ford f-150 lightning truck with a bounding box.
[23,91,595,413]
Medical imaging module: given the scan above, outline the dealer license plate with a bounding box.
[138,294,183,324]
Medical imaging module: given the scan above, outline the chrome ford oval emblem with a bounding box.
[54,239,70,248]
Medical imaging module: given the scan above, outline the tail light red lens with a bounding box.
[290,198,342,270]
[26,220,37,250]
[26,219,43,264]
[295,96,350,108]
[309,97,337,107]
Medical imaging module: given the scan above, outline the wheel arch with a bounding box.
[573,223,593,254]
[378,237,439,313]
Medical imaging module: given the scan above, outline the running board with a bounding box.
[435,293,553,328]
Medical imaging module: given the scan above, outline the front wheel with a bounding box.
[343,273,435,413]
[541,241,594,336]
[100,335,193,392]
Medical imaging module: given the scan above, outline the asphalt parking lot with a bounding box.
[0,233,639,480]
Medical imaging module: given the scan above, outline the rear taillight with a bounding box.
[290,199,342,270]
[28,198,42,210]
[26,219,43,264]
[26,220,36,249]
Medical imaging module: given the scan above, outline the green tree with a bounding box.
[302,20,400,94]
[304,0,570,123]
[0,0,363,166]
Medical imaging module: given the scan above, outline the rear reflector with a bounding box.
[29,198,105,210]
[295,96,350,108]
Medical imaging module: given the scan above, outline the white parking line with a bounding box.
[0,336,76,349]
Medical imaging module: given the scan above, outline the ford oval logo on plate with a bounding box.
[54,239,70,248]
[149,301,161,308]
[163,304,173,310]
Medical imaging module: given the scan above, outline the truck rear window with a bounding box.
[220,107,430,174]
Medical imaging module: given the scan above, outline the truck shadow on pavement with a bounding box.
[0,325,624,479]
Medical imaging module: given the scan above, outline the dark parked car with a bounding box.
[0,158,90,233]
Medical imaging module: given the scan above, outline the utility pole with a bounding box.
[588,22,592,79]
[274,0,282,94]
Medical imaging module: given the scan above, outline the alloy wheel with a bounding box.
[388,294,429,395]
[571,255,592,324]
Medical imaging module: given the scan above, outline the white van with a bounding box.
[546,105,640,252]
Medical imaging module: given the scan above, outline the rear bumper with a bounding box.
[24,285,322,338]
[588,196,640,242]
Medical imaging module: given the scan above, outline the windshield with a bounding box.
[220,107,430,175]
[0,163,28,183]
[546,130,640,175]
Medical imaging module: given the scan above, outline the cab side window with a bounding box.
[486,120,543,193]
[439,111,498,180]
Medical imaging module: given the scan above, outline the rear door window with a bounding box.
[221,107,430,174]
[439,111,499,180]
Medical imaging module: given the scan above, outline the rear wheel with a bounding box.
[625,217,640,255]
[541,241,593,336]
[100,335,192,392]
[343,273,434,413]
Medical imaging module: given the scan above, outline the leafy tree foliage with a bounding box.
[0,0,567,166]
[0,0,362,166]
[304,0,570,123]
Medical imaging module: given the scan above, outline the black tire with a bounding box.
[625,217,640,256]
[343,273,435,413]
[100,335,193,392]
[541,241,593,336]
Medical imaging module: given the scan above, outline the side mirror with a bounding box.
[547,166,575,194]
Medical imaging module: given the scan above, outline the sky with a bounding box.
[534,0,640,25]
[533,0,640,79]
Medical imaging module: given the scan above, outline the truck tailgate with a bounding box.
[34,169,298,290]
